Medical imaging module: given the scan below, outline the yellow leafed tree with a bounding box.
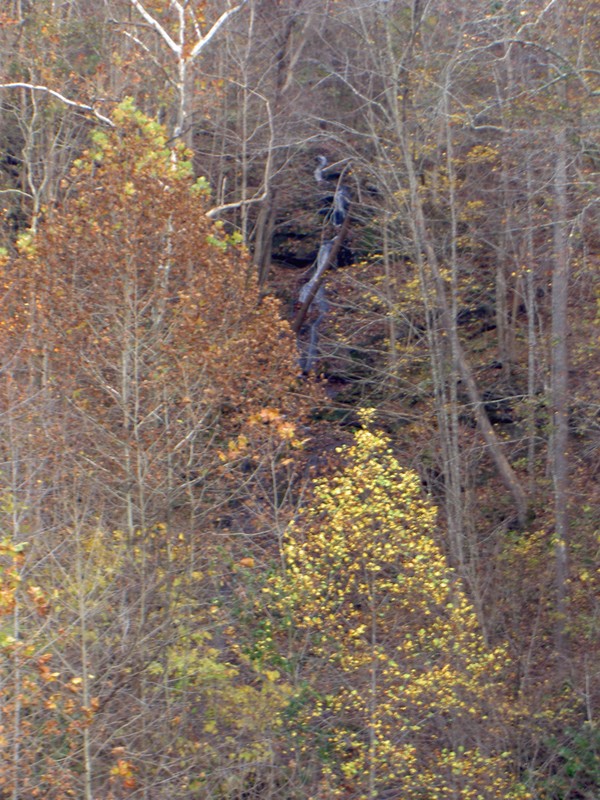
[269,412,528,799]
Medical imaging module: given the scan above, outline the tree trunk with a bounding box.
[550,125,570,659]
[402,141,529,528]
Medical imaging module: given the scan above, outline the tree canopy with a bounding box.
[0,2,598,798]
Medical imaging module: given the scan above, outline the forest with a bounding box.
[0,1,598,798]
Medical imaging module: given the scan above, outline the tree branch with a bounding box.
[0,188,34,198]
[0,83,114,127]
[189,1,249,61]
[206,88,273,219]
[128,0,181,54]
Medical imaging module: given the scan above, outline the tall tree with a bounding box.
[268,415,527,800]
[0,101,306,798]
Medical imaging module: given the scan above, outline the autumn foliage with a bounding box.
[267,415,526,799]
[0,1,598,797]
[0,538,94,799]
[2,99,302,530]
[0,103,307,797]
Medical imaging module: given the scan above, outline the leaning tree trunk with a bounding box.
[402,137,529,529]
